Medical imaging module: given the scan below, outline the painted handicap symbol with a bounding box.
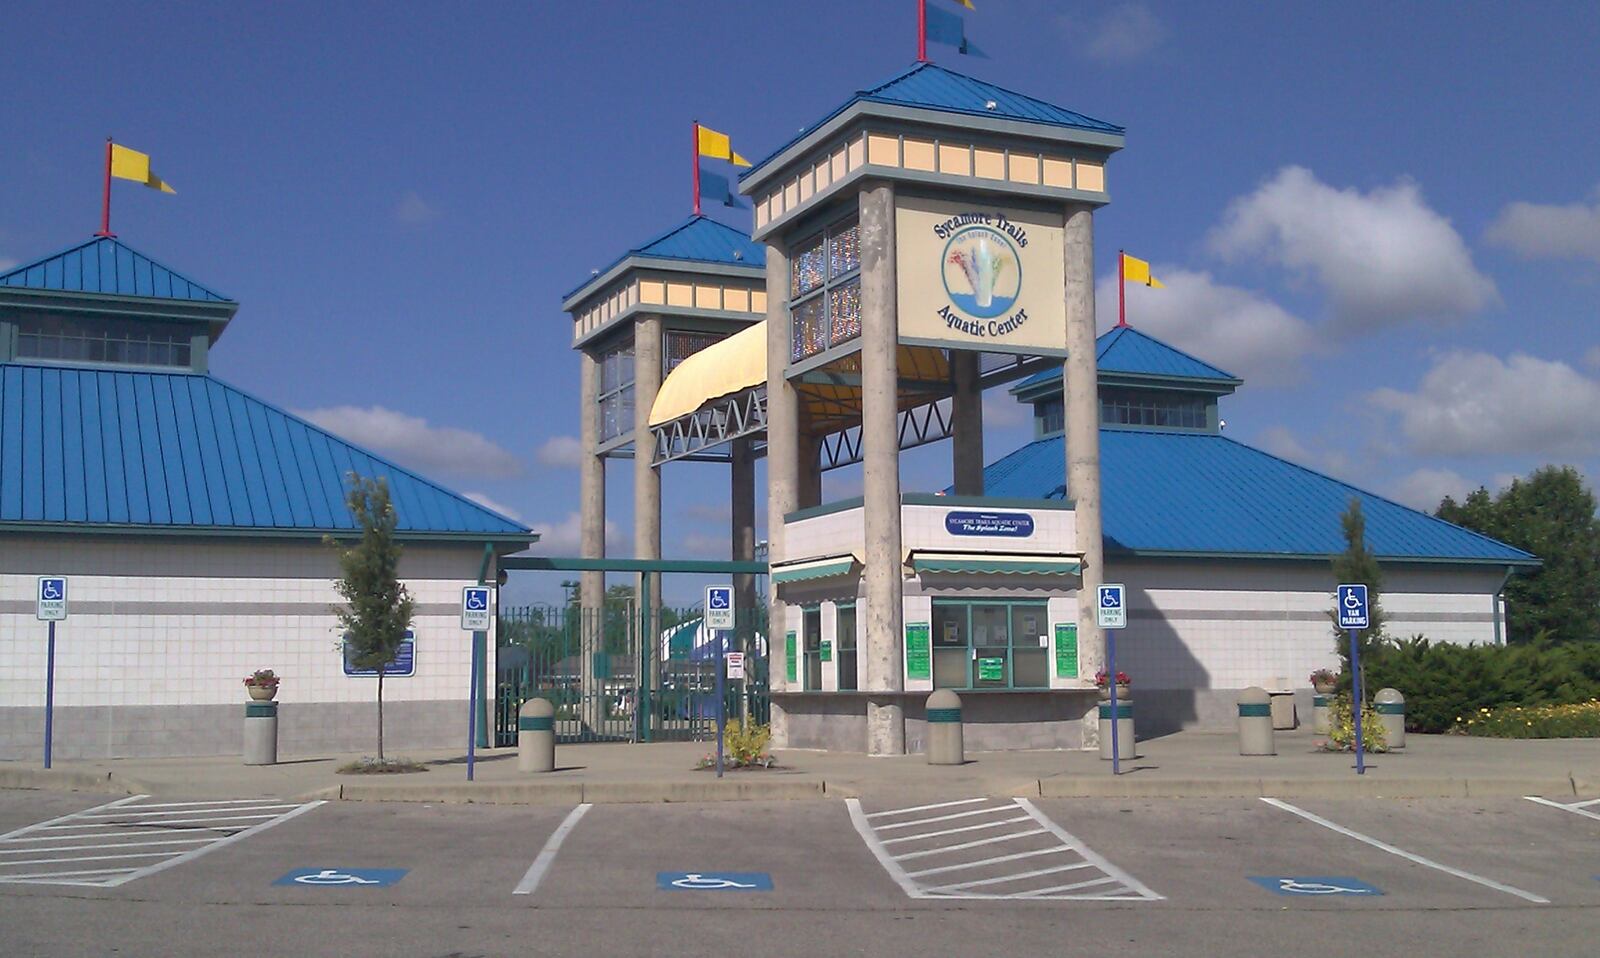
[672,873,756,890]
[294,869,381,885]
[1343,589,1363,610]
[1278,879,1373,895]
[1250,875,1383,897]
[274,867,407,887]
[708,590,730,610]
[466,590,488,610]
[657,870,773,891]
[40,580,63,600]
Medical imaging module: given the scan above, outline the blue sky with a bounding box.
[4,1,1598,605]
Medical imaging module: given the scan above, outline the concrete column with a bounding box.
[1063,203,1104,747]
[859,182,905,756]
[578,348,607,733]
[633,315,664,635]
[950,351,985,495]
[765,246,798,727]
[797,427,823,509]
[731,437,757,723]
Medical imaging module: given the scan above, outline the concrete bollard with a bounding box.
[244,701,278,766]
[1099,696,1135,761]
[925,690,964,765]
[1312,692,1331,734]
[518,697,556,773]
[1375,688,1406,749]
[1238,687,1275,756]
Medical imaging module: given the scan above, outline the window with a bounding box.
[15,314,195,369]
[790,218,861,362]
[597,341,635,441]
[1100,388,1208,430]
[663,330,721,375]
[930,600,1049,690]
[802,607,823,691]
[836,605,857,691]
[1038,399,1064,436]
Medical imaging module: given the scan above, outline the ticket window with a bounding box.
[932,603,969,689]
[931,600,1050,690]
[802,607,823,691]
[836,605,858,692]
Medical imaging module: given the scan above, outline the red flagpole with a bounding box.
[692,121,702,216]
[917,0,928,62]
[1117,249,1127,328]
[96,138,115,238]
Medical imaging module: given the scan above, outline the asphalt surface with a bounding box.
[2,789,1598,957]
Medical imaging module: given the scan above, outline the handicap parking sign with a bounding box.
[1250,876,1383,897]
[274,868,408,887]
[1096,583,1126,630]
[461,586,493,631]
[37,576,68,621]
[1337,583,1369,630]
[657,871,772,892]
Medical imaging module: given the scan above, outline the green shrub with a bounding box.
[1322,694,1388,752]
[723,719,772,765]
[1456,700,1600,738]
[1364,636,1600,733]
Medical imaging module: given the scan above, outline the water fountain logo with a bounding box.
[942,225,1022,320]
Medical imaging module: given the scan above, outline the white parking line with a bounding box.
[513,803,592,896]
[847,797,1162,902]
[0,796,323,888]
[1261,798,1550,904]
[1525,796,1600,823]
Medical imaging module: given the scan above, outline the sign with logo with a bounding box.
[274,868,408,887]
[705,585,735,630]
[37,576,68,621]
[944,511,1034,538]
[896,196,1066,356]
[726,651,746,680]
[461,586,493,631]
[657,871,773,892]
[1337,584,1369,630]
[1249,876,1383,897]
[343,630,416,677]
[1096,584,1127,630]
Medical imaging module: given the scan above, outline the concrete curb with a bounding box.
[0,767,138,795]
[334,777,826,805]
[1036,775,1582,800]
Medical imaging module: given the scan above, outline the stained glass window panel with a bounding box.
[829,222,860,278]
[792,297,827,361]
[830,281,861,345]
[791,234,826,296]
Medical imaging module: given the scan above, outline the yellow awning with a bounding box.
[649,321,768,426]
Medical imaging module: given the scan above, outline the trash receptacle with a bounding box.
[244,701,278,766]
[926,690,964,765]
[1375,688,1406,749]
[1238,687,1275,756]
[518,697,556,773]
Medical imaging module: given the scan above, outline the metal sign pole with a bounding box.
[1108,628,1120,776]
[467,638,479,781]
[44,620,56,769]
[715,629,726,779]
[1347,627,1365,775]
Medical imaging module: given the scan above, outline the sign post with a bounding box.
[1337,584,1370,775]
[1096,583,1127,775]
[706,586,734,779]
[37,576,68,769]
[462,586,493,781]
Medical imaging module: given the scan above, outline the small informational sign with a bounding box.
[705,585,735,630]
[36,576,68,621]
[1249,876,1383,897]
[343,630,416,677]
[785,631,798,684]
[819,639,832,663]
[1337,584,1369,630]
[1096,584,1127,630]
[461,586,493,631]
[726,651,746,680]
[657,871,773,892]
[978,657,1005,682]
[944,511,1035,538]
[905,623,932,680]
[1054,622,1079,679]
[274,868,408,887]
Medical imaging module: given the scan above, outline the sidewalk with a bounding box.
[2,730,1594,805]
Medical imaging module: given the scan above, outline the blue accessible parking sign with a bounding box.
[1337,584,1369,630]
[1250,876,1383,897]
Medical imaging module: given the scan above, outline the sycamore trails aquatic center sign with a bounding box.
[945,511,1034,537]
[896,196,1067,355]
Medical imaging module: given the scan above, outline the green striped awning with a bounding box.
[910,552,1082,576]
[771,555,858,584]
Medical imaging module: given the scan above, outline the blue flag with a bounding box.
[700,168,746,209]
[926,3,988,58]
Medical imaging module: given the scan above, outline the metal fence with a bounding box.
[494,602,768,746]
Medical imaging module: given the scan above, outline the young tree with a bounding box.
[329,475,415,762]
[1330,498,1387,685]
[1438,466,1600,644]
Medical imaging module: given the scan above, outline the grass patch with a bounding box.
[337,757,430,774]
[1453,700,1600,738]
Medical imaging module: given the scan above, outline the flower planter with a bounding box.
[1097,684,1131,703]
[247,685,278,702]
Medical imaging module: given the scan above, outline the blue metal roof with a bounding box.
[565,215,765,301]
[0,362,529,539]
[974,429,1535,564]
[744,63,1123,181]
[1015,326,1241,392]
[0,237,233,303]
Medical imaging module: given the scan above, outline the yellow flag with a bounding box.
[697,125,751,168]
[110,144,176,194]
[955,0,976,8]
[1121,253,1164,288]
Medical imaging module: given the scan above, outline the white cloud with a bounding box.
[982,389,1031,428]
[462,491,523,523]
[1096,267,1318,383]
[1388,468,1473,512]
[527,511,621,555]
[1257,425,1315,464]
[296,405,523,479]
[536,435,585,468]
[1587,346,1600,371]
[684,502,731,523]
[393,190,439,225]
[1370,351,1600,458]
[1484,186,1600,264]
[0,257,16,272]
[1209,166,1497,330]
[1076,3,1169,63]
[681,532,728,558]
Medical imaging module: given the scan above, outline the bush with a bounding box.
[1456,700,1600,738]
[1364,636,1600,733]
[1322,694,1388,752]
[723,719,772,765]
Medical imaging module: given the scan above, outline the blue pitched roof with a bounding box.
[0,237,233,303]
[975,429,1535,564]
[0,362,529,539]
[566,215,765,301]
[1015,326,1241,392]
[745,63,1122,180]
